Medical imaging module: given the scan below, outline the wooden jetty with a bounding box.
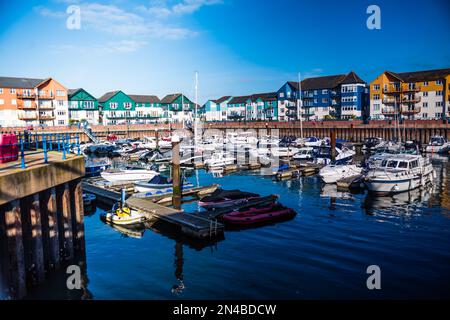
[126,197,224,239]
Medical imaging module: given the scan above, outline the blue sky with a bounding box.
[0,0,449,103]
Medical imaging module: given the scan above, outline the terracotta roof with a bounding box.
[0,76,44,89]
[386,68,450,83]
[129,95,160,104]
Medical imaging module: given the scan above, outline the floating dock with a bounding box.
[336,174,364,190]
[126,197,224,239]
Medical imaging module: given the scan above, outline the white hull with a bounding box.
[101,170,159,183]
[319,165,362,184]
[271,147,299,158]
[425,144,449,154]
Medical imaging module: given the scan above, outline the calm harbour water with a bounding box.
[27,155,450,300]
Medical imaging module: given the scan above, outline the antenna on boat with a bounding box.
[298,72,304,139]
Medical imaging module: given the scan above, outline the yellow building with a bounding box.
[369,68,450,120]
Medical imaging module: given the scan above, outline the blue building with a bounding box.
[277,72,369,121]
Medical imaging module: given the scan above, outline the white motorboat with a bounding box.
[365,154,435,194]
[319,164,362,184]
[204,152,236,168]
[314,143,355,165]
[271,147,299,158]
[425,136,450,154]
[134,175,194,193]
[293,147,315,161]
[101,169,159,183]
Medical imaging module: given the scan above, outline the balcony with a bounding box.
[383,86,402,94]
[17,101,37,109]
[286,110,298,117]
[382,98,401,105]
[38,104,55,110]
[37,94,54,100]
[286,104,298,109]
[18,113,38,120]
[39,114,56,120]
[402,86,421,93]
[381,107,398,115]
[16,92,36,99]
[400,106,421,114]
[402,96,421,104]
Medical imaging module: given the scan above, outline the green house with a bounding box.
[160,93,195,112]
[68,88,100,124]
[98,90,136,125]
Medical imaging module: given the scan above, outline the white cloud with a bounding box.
[35,2,197,39]
[49,39,148,54]
[139,0,223,17]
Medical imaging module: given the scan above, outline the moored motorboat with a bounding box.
[319,164,363,184]
[102,202,147,226]
[199,189,260,209]
[425,136,450,154]
[134,175,194,193]
[364,154,435,194]
[100,168,159,183]
[204,152,236,169]
[221,204,296,226]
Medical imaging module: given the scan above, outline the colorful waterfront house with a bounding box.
[160,93,194,123]
[277,71,368,121]
[252,92,278,121]
[129,95,163,124]
[0,76,69,127]
[68,88,99,125]
[370,68,450,121]
[227,96,249,121]
[98,90,136,125]
[204,96,232,122]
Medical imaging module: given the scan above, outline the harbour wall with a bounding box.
[1,120,449,144]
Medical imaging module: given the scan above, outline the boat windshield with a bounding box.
[387,160,399,168]
[430,137,444,145]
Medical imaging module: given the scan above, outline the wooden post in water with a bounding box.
[61,183,74,261]
[4,200,26,299]
[46,188,60,269]
[30,193,45,285]
[330,130,337,162]
[155,129,159,149]
[172,135,182,210]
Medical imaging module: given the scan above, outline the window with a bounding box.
[10,88,16,94]
[0,99,4,105]
[57,90,65,97]
[109,102,118,109]
[124,102,132,109]
[58,100,64,107]
[423,91,428,97]
[314,90,318,95]
[373,84,380,90]
[279,92,284,98]
[322,89,328,94]
[58,120,65,125]
[422,113,428,119]
[436,90,443,96]
[423,102,428,108]
[57,110,66,116]
[398,162,408,169]
[436,113,443,118]
[423,81,428,86]
[373,94,380,100]
[436,80,443,85]
[373,104,380,111]
[0,88,3,94]
[436,102,443,107]
[87,111,94,118]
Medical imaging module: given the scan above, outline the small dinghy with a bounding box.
[199,189,260,210]
[102,202,146,226]
[222,204,296,226]
[134,175,194,193]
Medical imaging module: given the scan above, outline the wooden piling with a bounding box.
[172,136,182,209]
[46,188,60,269]
[72,179,85,254]
[4,200,26,299]
[29,194,45,285]
[61,183,74,260]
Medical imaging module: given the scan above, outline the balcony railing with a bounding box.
[39,115,56,120]
[402,96,421,104]
[38,104,55,110]
[382,98,401,105]
[383,86,402,94]
[381,107,398,115]
[18,113,38,120]
[402,86,421,92]
[16,93,36,99]
[400,106,421,114]
[17,102,37,109]
[37,94,54,100]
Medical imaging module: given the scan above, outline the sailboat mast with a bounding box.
[194,71,199,146]
[298,72,304,139]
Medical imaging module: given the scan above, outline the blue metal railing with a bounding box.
[0,132,81,169]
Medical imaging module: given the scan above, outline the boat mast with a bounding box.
[298,72,303,139]
[182,93,185,129]
[194,71,199,147]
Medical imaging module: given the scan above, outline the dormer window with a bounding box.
[124,102,132,109]
[109,102,118,109]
